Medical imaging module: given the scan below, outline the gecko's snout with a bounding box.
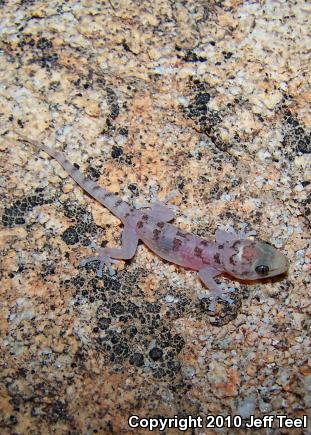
[253,241,288,278]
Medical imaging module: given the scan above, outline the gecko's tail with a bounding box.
[14,130,60,160]
[14,129,130,219]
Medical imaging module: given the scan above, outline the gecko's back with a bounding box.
[134,212,217,271]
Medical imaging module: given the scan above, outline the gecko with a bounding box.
[16,132,288,309]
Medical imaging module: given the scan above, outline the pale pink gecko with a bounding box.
[16,132,288,308]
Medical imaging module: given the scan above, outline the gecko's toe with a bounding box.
[97,255,119,277]
[218,286,237,304]
[238,223,256,239]
[209,299,217,312]
[80,248,119,277]
[96,267,103,278]
[198,292,218,312]
[221,295,234,305]
[80,256,98,267]
[198,285,237,311]
[163,190,178,204]
[207,295,234,311]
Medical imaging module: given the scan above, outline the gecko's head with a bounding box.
[223,239,288,280]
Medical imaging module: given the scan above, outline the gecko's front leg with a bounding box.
[215,226,256,244]
[80,225,138,277]
[198,266,236,311]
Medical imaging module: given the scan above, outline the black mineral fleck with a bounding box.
[149,347,163,361]
[111,146,123,158]
[129,352,144,367]
[61,227,80,245]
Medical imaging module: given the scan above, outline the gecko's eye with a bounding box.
[255,265,270,276]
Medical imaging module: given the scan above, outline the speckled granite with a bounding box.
[0,0,310,434]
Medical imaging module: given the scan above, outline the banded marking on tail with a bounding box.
[16,132,130,220]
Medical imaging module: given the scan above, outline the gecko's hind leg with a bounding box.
[80,226,138,277]
[135,190,178,221]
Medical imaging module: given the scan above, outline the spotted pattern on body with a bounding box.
[214,253,221,264]
[136,221,144,229]
[153,228,161,240]
[194,246,203,257]
[172,238,182,251]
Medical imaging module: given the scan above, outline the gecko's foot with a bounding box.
[216,226,256,244]
[237,223,257,239]
[135,190,177,210]
[198,287,236,311]
[161,190,178,205]
[228,224,257,240]
[80,243,119,277]
[161,191,178,214]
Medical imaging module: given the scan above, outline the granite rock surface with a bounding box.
[0,0,310,434]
